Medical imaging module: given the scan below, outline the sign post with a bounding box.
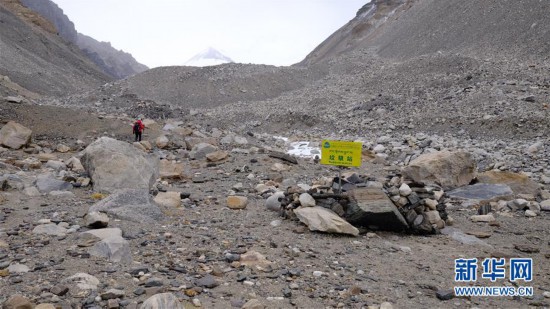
[320,140,362,194]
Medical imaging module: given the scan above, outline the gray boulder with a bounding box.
[140,293,183,309]
[34,174,72,194]
[88,235,132,264]
[0,121,32,149]
[189,142,218,160]
[85,211,109,228]
[81,228,131,263]
[32,223,67,236]
[88,189,163,223]
[81,137,159,193]
[265,192,285,211]
[45,160,67,171]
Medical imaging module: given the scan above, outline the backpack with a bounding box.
[133,121,141,133]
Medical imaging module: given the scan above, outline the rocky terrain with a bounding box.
[1,0,550,308]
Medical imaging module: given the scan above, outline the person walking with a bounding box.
[133,117,145,142]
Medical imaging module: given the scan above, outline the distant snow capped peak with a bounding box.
[184,47,234,67]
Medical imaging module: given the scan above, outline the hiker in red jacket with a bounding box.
[133,118,145,142]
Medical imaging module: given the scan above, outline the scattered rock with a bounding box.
[155,135,169,148]
[154,191,182,208]
[436,289,455,300]
[140,293,184,309]
[32,223,67,237]
[195,274,220,288]
[206,150,229,162]
[265,192,285,212]
[189,142,218,160]
[8,263,30,273]
[471,214,496,222]
[514,244,540,253]
[2,294,34,309]
[85,211,109,228]
[298,193,316,207]
[159,160,185,179]
[227,195,248,209]
[242,299,265,309]
[239,250,272,268]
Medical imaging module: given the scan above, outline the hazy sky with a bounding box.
[52,0,367,68]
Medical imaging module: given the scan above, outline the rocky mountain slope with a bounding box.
[0,0,110,97]
[44,0,549,141]
[299,0,406,66]
[19,0,148,79]
[77,33,149,79]
[20,0,77,43]
[301,0,550,64]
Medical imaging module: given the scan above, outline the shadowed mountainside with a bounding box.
[77,33,149,79]
[19,0,148,79]
[0,0,111,97]
[301,0,550,65]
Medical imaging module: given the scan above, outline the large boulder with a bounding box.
[402,151,476,190]
[294,206,359,236]
[0,121,32,149]
[88,189,163,223]
[81,137,159,193]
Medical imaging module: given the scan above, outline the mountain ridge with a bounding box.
[301,0,550,65]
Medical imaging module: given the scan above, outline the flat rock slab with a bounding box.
[294,206,359,236]
[465,230,493,238]
[268,151,298,164]
[345,188,408,231]
[448,183,513,202]
[514,244,540,253]
[477,171,540,195]
[441,227,493,248]
[88,189,163,223]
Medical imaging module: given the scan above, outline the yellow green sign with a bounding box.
[320,140,362,167]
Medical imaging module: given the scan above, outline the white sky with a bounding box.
[52,0,367,68]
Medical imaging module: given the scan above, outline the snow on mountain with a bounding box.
[184,47,234,67]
